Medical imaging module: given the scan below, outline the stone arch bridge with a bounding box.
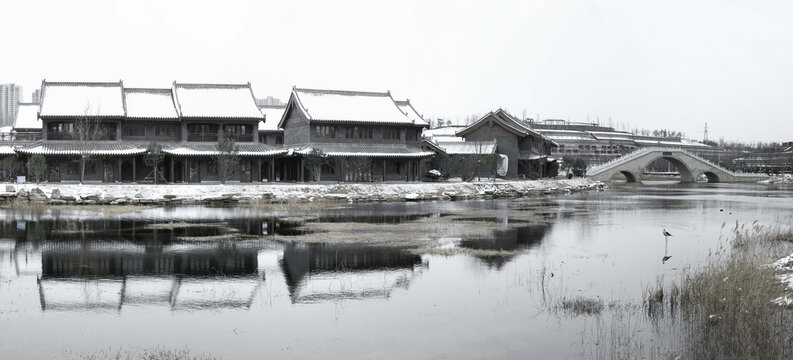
[587,147,768,183]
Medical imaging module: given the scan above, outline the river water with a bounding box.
[1,182,792,359]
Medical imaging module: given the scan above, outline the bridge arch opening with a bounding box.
[696,171,720,183]
[609,171,638,183]
[640,156,694,183]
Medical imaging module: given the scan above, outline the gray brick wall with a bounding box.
[462,123,520,178]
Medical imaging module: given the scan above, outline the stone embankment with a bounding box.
[0,178,605,207]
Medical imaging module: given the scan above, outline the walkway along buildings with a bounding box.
[1,81,559,183]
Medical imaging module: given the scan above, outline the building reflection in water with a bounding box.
[280,242,426,303]
[36,240,262,312]
[460,223,550,269]
[1,216,433,311]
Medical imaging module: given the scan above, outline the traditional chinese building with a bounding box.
[11,103,41,140]
[455,109,558,178]
[278,87,433,182]
[257,104,285,146]
[15,80,285,183]
[165,82,285,182]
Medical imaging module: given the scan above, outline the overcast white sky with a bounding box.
[3,0,792,142]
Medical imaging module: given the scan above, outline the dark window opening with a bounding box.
[123,123,146,137]
[187,124,219,142]
[207,161,218,176]
[67,160,79,175]
[383,128,400,141]
[406,129,418,141]
[345,126,373,140]
[155,124,178,138]
[386,160,401,175]
[223,124,254,142]
[315,125,335,139]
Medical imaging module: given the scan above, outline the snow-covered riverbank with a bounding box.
[1,178,605,206]
[760,174,793,185]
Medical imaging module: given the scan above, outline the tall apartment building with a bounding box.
[0,84,23,127]
[255,96,284,107]
[31,89,41,104]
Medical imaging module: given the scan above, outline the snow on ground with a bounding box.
[5,178,602,203]
[760,174,793,184]
[772,253,793,306]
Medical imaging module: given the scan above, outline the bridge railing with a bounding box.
[587,147,660,176]
[587,147,768,178]
[676,149,767,178]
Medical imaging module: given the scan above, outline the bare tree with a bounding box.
[72,106,110,183]
[302,149,329,182]
[436,152,454,180]
[26,154,46,183]
[144,142,165,184]
[473,141,501,181]
[337,157,371,182]
[0,156,20,182]
[214,135,239,184]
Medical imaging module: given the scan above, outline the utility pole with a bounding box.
[704,123,709,142]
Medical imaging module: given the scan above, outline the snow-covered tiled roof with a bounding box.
[587,131,633,137]
[394,100,429,125]
[436,141,497,155]
[633,139,687,146]
[258,105,286,132]
[0,126,12,133]
[0,145,15,155]
[422,126,468,143]
[16,142,147,156]
[124,88,179,120]
[423,126,466,137]
[429,135,465,142]
[173,82,264,119]
[545,135,597,141]
[39,81,125,118]
[518,152,548,161]
[163,143,286,157]
[457,109,543,139]
[284,88,419,127]
[13,103,41,130]
[294,143,434,158]
[680,139,712,148]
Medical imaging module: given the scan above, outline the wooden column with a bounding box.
[170,157,175,183]
[257,158,262,182]
[382,159,386,182]
[299,159,304,182]
[132,157,136,183]
[270,160,275,182]
[118,159,122,183]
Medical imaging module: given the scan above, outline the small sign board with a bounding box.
[662,152,672,156]
[16,176,25,184]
